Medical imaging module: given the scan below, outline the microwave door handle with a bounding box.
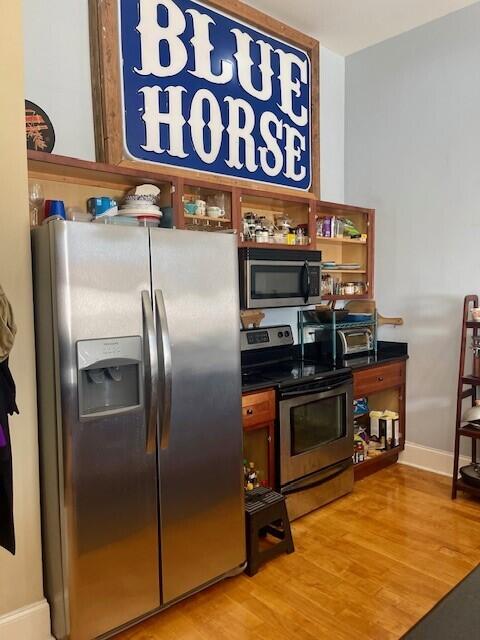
[155,289,172,450]
[142,291,159,455]
[301,260,311,303]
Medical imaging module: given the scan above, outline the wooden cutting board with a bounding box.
[344,300,403,327]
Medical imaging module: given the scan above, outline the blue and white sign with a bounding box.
[118,0,312,190]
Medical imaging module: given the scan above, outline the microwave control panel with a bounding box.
[309,270,320,295]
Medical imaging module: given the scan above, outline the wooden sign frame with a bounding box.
[89,0,320,198]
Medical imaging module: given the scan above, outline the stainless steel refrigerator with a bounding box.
[32,222,245,640]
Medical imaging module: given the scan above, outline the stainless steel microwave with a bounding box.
[238,248,322,309]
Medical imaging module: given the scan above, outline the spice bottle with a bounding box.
[287,231,296,245]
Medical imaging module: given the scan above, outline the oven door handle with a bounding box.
[282,460,352,496]
[301,260,311,303]
[280,379,351,398]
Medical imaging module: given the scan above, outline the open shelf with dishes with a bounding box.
[27,151,175,227]
[316,201,374,300]
[239,189,313,247]
[179,179,236,232]
[26,153,376,302]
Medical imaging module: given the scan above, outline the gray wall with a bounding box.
[23,0,95,160]
[345,3,480,453]
[22,1,345,203]
[22,3,346,346]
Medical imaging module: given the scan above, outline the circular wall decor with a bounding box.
[25,100,55,153]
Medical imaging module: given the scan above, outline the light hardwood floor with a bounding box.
[114,465,480,640]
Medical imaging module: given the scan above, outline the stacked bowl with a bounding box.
[118,185,163,227]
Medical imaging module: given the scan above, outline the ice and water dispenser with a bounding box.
[77,336,143,419]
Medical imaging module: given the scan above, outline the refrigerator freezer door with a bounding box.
[150,229,245,604]
[35,222,160,640]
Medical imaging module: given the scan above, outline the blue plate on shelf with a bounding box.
[347,313,374,323]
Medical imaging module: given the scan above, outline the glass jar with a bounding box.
[287,231,296,245]
[335,218,345,238]
[344,282,356,296]
[256,229,269,243]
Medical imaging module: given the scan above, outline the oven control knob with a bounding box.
[278,331,284,338]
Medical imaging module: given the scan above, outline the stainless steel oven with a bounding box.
[278,372,354,519]
[238,248,322,309]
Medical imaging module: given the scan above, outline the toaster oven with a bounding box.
[337,327,374,356]
[315,326,374,357]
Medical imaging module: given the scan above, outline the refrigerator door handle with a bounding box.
[155,289,172,450]
[142,290,159,454]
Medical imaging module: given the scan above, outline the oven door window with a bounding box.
[251,265,305,301]
[290,395,346,456]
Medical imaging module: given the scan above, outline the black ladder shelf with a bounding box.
[452,294,480,499]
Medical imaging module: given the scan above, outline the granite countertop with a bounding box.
[340,341,408,372]
[241,341,408,394]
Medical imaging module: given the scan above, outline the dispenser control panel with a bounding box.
[77,336,143,419]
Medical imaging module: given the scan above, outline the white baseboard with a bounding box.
[0,599,53,640]
[399,441,470,477]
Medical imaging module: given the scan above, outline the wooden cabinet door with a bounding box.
[243,422,275,488]
[354,361,405,398]
[242,390,275,429]
[242,390,276,488]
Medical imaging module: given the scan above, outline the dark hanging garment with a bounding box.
[0,358,18,555]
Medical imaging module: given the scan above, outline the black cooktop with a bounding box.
[241,357,351,389]
[240,326,355,390]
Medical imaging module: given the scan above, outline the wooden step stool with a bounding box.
[244,486,294,576]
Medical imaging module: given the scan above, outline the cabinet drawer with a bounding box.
[354,361,405,397]
[242,390,276,429]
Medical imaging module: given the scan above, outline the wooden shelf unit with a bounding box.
[452,295,480,500]
[323,269,367,274]
[27,151,376,301]
[238,189,314,249]
[179,177,237,231]
[352,360,406,481]
[354,446,402,482]
[316,201,375,301]
[27,150,177,224]
[238,240,310,250]
[184,214,231,224]
[316,236,367,245]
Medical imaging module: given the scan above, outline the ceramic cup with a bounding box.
[207,206,224,218]
[87,197,117,217]
[184,202,198,215]
[47,200,66,219]
[195,200,206,216]
[472,308,480,322]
